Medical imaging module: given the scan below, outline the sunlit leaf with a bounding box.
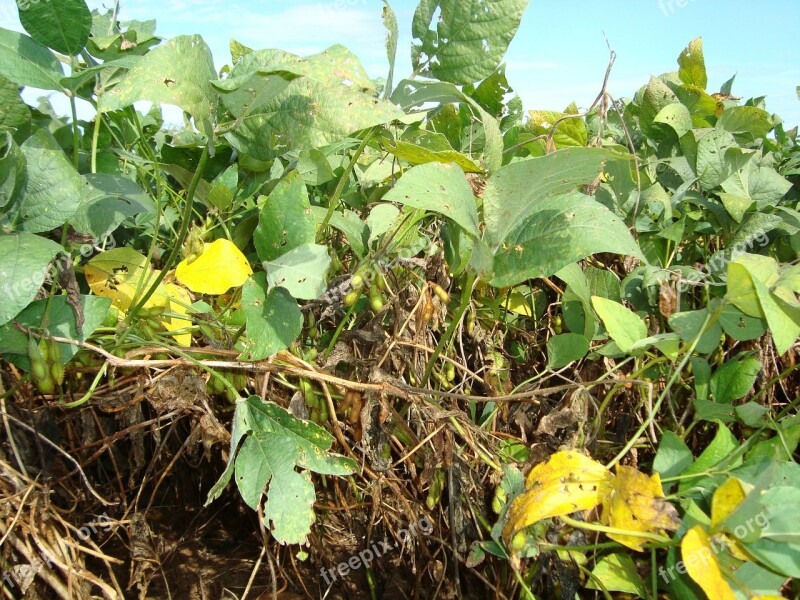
[600,466,680,551]
[176,239,253,295]
[503,450,612,543]
[681,525,737,600]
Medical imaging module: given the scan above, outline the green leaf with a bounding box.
[381,130,482,173]
[591,296,647,353]
[382,0,399,96]
[383,162,479,236]
[264,243,330,300]
[213,396,355,545]
[679,422,739,494]
[0,75,31,132]
[18,0,91,55]
[240,274,302,361]
[668,308,723,355]
[310,206,368,259]
[489,189,643,287]
[546,333,589,369]
[254,171,315,263]
[0,232,63,325]
[411,0,529,85]
[728,254,800,355]
[219,46,403,161]
[678,37,707,89]
[710,353,761,404]
[71,173,153,238]
[653,431,694,480]
[694,128,738,190]
[0,295,110,368]
[654,103,693,139]
[586,553,647,597]
[16,129,84,232]
[721,160,791,211]
[0,27,64,90]
[483,147,625,249]
[0,131,26,210]
[98,35,217,139]
[716,106,773,141]
[636,77,679,139]
[527,106,588,148]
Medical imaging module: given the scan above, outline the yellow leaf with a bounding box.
[503,451,612,543]
[600,467,680,551]
[711,477,747,527]
[501,290,532,316]
[176,239,252,294]
[84,248,169,312]
[681,526,736,600]
[161,283,192,347]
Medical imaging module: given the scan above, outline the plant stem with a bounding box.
[318,129,374,237]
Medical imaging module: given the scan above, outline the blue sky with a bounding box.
[2,0,799,127]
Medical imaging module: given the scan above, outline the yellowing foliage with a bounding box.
[504,452,678,552]
[681,526,737,600]
[176,239,252,294]
[600,466,680,551]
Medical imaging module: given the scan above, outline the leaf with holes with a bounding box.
[254,171,315,263]
[264,243,330,300]
[411,0,530,85]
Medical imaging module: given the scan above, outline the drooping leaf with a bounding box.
[0,76,31,132]
[161,282,192,347]
[383,162,479,236]
[0,232,63,326]
[16,129,83,233]
[586,553,647,597]
[0,27,64,90]
[176,239,253,295]
[503,450,613,543]
[98,35,217,138]
[18,0,92,55]
[600,466,680,552]
[264,243,330,300]
[84,248,168,312]
[381,130,482,173]
[382,0,399,97]
[681,526,737,600]
[71,173,153,238]
[591,296,648,353]
[208,396,356,544]
[0,131,26,210]
[240,273,302,361]
[254,171,315,263]
[411,0,530,85]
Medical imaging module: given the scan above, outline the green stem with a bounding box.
[605,309,716,469]
[318,129,374,237]
[422,271,476,387]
